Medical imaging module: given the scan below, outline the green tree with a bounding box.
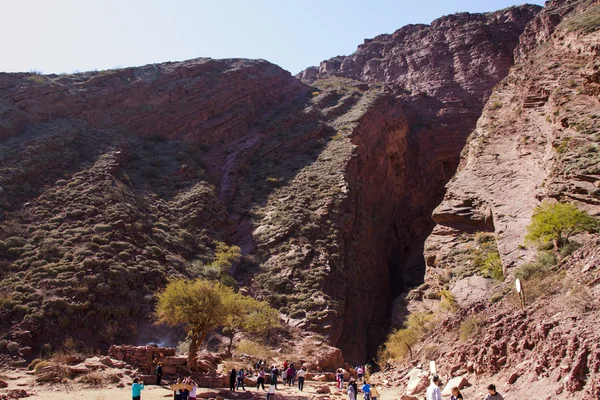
[156,279,229,368]
[525,201,598,250]
[155,278,279,367]
[221,292,279,354]
[213,242,241,274]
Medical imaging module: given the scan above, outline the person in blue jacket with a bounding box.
[132,378,145,400]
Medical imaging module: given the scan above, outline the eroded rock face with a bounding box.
[298,6,541,301]
[426,0,600,276]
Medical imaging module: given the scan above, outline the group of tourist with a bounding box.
[173,377,199,400]
[229,360,308,393]
[426,375,504,400]
[135,361,505,400]
[346,380,379,400]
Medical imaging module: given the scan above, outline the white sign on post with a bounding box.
[430,361,437,375]
[515,278,522,293]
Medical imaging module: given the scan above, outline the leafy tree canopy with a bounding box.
[525,201,598,248]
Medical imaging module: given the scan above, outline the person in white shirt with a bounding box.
[296,368,306,391]
[267,384,276,400]
[426,376,442,400]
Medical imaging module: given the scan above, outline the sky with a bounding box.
[0,0,545,76]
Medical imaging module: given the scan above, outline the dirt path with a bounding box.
[1,372,399,400]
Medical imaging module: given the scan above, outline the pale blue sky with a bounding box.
[0,0,545,75]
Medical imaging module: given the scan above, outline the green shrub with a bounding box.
[490,292,503,303]
[26,75,46,84]
[559,242,581,259]
[481,251,504,281]
[525,201,598,248]
[439,290,458,312]
[385,312,434,360]
[515,263,539,280]
[93,224,112,233]
[5,236,26,248]
[537,251,557,268]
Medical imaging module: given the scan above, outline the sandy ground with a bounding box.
[1,371,404,400]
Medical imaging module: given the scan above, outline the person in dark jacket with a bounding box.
[229,369,237,391]
[155,362,163,386]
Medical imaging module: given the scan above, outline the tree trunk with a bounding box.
[226,331,239,356]
[188,333,202,369]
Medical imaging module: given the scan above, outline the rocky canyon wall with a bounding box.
[425,0,600,284]
[0,5,546,364]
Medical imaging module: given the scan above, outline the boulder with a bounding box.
[217,390,253,399]
[406,372,429,395]
[441,376,470,396]
[196,391,221,398]
[508,372,519,384]
[316,385,331,394]
[68,365,90,376]
[196,359,214,372]
[99,356,115,367]
[316,346,344,371]
[400,396,419,400]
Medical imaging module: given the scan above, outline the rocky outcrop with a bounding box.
[297,6,541,303]
[398,1,600,398]
[426,0,600,275]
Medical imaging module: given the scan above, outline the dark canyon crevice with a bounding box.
[300,4,543,362]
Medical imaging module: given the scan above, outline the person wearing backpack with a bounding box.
[484,384,504,400]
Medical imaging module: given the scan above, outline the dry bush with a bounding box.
[78,371,120,387]
[459,315,483,341]
[235,339,276,360]
[385,312,434,360]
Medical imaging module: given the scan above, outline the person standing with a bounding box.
[370,383,379,400]
[173,378,182,400]
[484,384,504,400]
[282,366,288,386]
[347,380,356,400]
[267,384,276,400]
[290,364,296,386]
[286,365,293,386]
[426,376,442,400]
[132,378,144,400]
[155,363,163,386]
[270,366,279,389]
[229,369,237,391]
[357,366,364,381]
[189,380,198,400]
[236,368,246,390]
[450,387,463,400]
[361,381,371,400]
[297,367,306,391]
[257,367,266,390]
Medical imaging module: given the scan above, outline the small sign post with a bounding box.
[515,278,525,308]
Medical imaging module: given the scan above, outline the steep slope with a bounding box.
[296,6,540,361]
[426,0,600,291]
[390,0,600,398]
